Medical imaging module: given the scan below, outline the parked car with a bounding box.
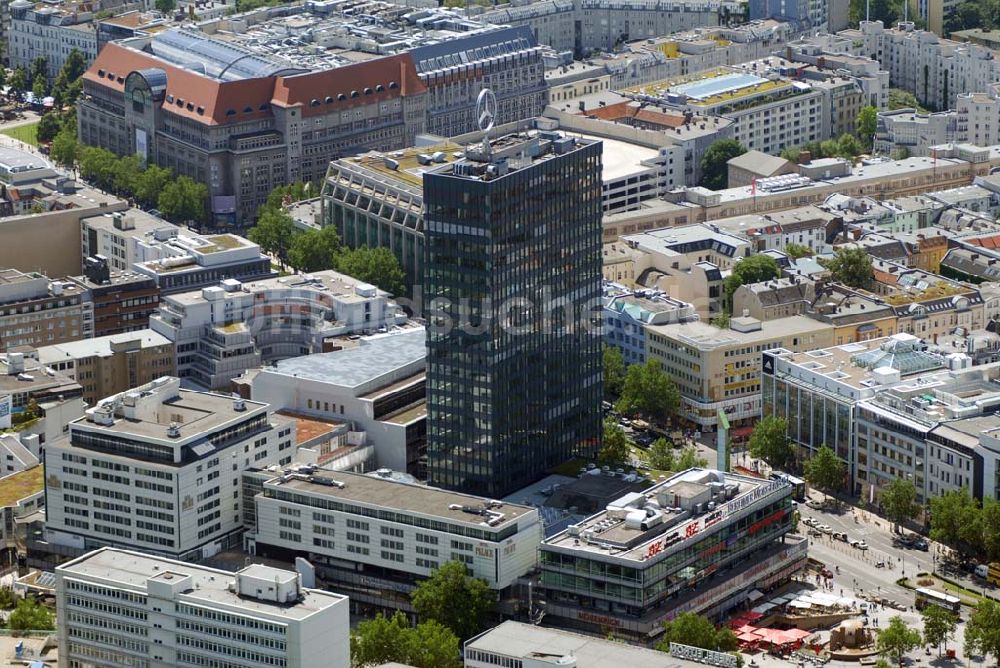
[803,517,819,527]
[818,524,833,534]
[833,531,848,542]
[854,541,869,551]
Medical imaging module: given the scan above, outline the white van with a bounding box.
[975,564,990,579]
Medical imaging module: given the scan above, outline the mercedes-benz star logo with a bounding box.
[476,88,497,134]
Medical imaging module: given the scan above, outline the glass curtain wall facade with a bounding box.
[423,138,603,496]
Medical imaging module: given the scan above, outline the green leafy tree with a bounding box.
[0,587,16,609]
[157,175,208,225]
[822,247,875,290]
[723,254,780,311]
[112,154,142,196]
[836,133,863,159]
[677,446,708,470]
[710,311,731,328]
[783,243,813,259]
[31,77,46,102]
[134,164,173,209]
[30,56,47,85]
[6,597,54,631]
[856,106,878,148]
[616,359,681,424]
[803,445,846,495]
[880,478,918,534]
[289,226,342,273]
[350,611,461,668]
[411,561,492,641]
[603,344,626,399]
[8,67,27,97]
[945,2,986,32]
[0,67,7,93]
[36,112,61,143]
[888,89,927,113]
[966,599,1000,666]
[699,138,746,190]
[921,605,958,656]
[262,181,309,214]
[600,418,631,467]
[929,488,980,551]
[52,49,86,106]
[58,48,86,82]
[878,616,922,667]
[335,246,406,296]
[78,146,119,190]
[979,498,1000,560]
[748,415,794,470]
[248,208,296,269]
[50,124,77,166]
[656,612,739,655]
[155,0,177,12]
[648,437,676,471]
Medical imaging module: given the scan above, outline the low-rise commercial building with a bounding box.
[250,329,427,476]
[247,467,541,613]
[604,284,698,365]
[68,258,160,337]
[151,271,407,390]
[36,329,175,404]
[0,464,43,558]
[44,376,294,561]
[56,547,350,668]
[538,468,805,639]
[646,314,834,430]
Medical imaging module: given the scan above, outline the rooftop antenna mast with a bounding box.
[866,0,870,22]
[476,88,497,159]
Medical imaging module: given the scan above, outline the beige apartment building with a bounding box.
[0,270,92,352]
[646,314,834,432]
[36,330,175,404]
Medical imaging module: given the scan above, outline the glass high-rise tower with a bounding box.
[424,131,603,497]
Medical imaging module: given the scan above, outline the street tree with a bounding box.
[334,246,406,297]
[880,478,918,534]
[856,106,878,148]
[677,446,708,470]
[877,615,922,667]
[0,587,15,609]
[979,498,1000,560]
[350,611,461,668]
[723,255,780,311]
[836,133,863,159]
[411,561,493,641]
[965,598,1000,666]
[929,488,980,552]
[36,112,61,143]
[603,344,626,399]
[699,138,746,190]
[822,247,874,290]
[648,437,676,472]
[803,445,845,495]
[748,415,794,470]
[7,597,54,631]
[31,77,46,102]
[921,605,958,657]
[112,154,142,196]
[656,613,735,653]
[8,68,26,98]
[599,418,631,468]
[157,175,208,225]
[50,124,77,166]
[30,57,47,86]
[155,0,177,12]
[289,226,342,272]
[616,359,680,424]
[134,164,173,209]
[248,209,296,269]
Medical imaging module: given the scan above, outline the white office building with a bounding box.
[246,467,542,606]
[44,376,295,561]
[56,547,350,668]
[151,271,408,390]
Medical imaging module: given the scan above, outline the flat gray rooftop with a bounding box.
[467,620,702,667]
[59,547,344,620]
[268,470,535,529]
[0,147,51,172]
[270,329,425,388]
